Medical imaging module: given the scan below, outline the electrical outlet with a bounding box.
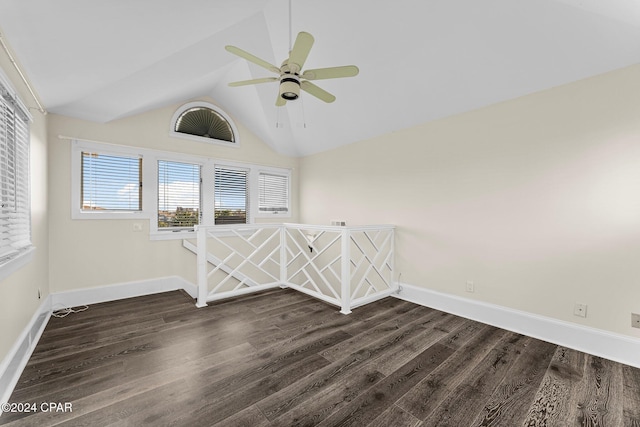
[132,223,143,232]
[573,303,587,318]
[466,280,474,293]
[632,313,640,329]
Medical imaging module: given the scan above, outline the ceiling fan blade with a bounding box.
[288,32,314,71]
[301,65,359,81]
[228,77,279,87]
[225,45,281,74]
[300,81,335,103]
[275,94,287,107]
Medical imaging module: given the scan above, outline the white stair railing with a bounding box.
[284,225,343,309]
[191,223,396,312]
[192,224,283,307]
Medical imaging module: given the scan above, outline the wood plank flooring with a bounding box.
[1,289,639,426]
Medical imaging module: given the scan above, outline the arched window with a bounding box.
[170,102,239,147]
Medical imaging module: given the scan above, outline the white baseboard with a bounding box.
[0,276,196,406]
[0,295,51,405]
[51,276,196,309]
[394,282,640,368]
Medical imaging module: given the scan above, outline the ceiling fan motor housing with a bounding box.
[280,73,300,100]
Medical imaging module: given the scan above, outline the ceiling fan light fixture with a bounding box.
[226,31,358,105]
[280,75,300,100]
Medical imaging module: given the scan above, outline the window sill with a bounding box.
[254,213,292,219]
[150,229,197,241]
[71,210,149,220]
[0,246,35,282]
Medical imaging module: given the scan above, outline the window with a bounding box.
[71,139,292,237]
[0,72,31,269]
[81,152,142,211]
[258,172,289,215]
[158,160,201,229]
[214,166,248,225]
[170,102,239,147]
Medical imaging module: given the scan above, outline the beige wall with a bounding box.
[0,51,49,361]
[299,64,640,338]
[47,99,299,293]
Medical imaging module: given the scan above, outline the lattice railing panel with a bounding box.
[192,225,283,305]
[192,223,395,311]
[348,229,394,303]
[284,227,343,306]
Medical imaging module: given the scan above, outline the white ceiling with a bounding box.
[1,0,639,157]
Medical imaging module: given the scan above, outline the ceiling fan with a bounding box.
[225,31,359,106]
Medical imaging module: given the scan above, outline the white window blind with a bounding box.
[81,152,142,211]
[214,166,248,225]
[258,172,289,214]
[158,160,200,229]
[0,79,30,265]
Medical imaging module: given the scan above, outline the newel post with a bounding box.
[279,225,287,288]
[195,225,208,308]
[340,227,352,314]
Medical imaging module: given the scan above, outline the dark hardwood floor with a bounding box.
[2,289,639,426]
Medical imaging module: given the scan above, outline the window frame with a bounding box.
[148,152,212,239]
[157,159,202,231]
[169,101,240,148]
[70,139,292,240]
[255,169,291,218]
[0,66,34,278]
[214,164,250,225]
[71,141,147,220]
[80,151,143,212]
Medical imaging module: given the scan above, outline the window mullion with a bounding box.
[200,161,215,227]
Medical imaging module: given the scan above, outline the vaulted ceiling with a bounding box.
[1,0,639,156]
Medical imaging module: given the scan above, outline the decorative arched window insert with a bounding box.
[170,102,239,147]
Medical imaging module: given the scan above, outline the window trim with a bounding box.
[0,246,35,282]
[169,101,240,148]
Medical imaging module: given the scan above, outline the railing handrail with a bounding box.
[284,223,395,232]
[195,223,396,234]
[195,223,283,233]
